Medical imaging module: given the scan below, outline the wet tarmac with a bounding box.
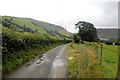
[6,44,68,78]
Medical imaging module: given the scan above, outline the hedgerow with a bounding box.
[2,27,71,76]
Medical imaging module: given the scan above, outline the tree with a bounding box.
[74,33,80,43]
[75,21,98,43]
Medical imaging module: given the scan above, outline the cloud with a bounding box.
[93,2,118,27]
[0,0,118,33]
[55,1,118,32]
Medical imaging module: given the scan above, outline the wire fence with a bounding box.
[84,43,103,64]
[84,42,118,78]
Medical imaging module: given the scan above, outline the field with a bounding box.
[102,45,118,78]
[67,42,118,78]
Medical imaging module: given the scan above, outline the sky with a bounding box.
[0,0,119,33]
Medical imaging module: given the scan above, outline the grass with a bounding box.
[67,43,103,78]
[2,16,65,41]
[86,42,118,78]
[67,42,119,78]
[2,16,71,37]
[2,16,47,35]
[102,45,118,78]
[26,18,71,36]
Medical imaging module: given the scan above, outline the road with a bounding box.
[6,44,68,78]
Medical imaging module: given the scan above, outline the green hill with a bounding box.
[1,16,72,38]
[24,18,72,37]
[2,16,47,35]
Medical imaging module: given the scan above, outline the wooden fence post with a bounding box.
[100,44,103,65]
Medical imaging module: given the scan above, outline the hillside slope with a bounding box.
[97,28,119,42]
[1,16,47,35]
[1,16,72,38]
[24,18,72,37]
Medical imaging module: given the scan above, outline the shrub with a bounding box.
[105,41,113,45]
[115,42,120,45]
[74,34,80,43]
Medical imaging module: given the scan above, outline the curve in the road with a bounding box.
[6,44,68,78]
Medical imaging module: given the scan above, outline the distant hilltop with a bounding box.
[97,28,120,42]
[1,16,73,38]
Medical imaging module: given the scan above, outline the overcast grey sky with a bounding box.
[0,0,119,33]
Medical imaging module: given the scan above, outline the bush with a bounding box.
[74,34,80,43]
[105,41,113,45]
[115,42,120,45]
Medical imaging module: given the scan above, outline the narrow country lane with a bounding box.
[6,44,68,78]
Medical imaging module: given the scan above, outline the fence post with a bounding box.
[100,44,103,65]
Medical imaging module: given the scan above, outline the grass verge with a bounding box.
[67,43,103,78]
[85,42,118,78]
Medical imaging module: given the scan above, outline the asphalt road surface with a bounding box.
[6,44,68,78]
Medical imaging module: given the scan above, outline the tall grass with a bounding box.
[67,43,103,78]
[80,42,118,78]
[102,45,118,78]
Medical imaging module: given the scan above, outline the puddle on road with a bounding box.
[36,60,41,64]
[68,57,74,60]
[36,55,50,65]
[52,58,64,68]
[36,56,45,64]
